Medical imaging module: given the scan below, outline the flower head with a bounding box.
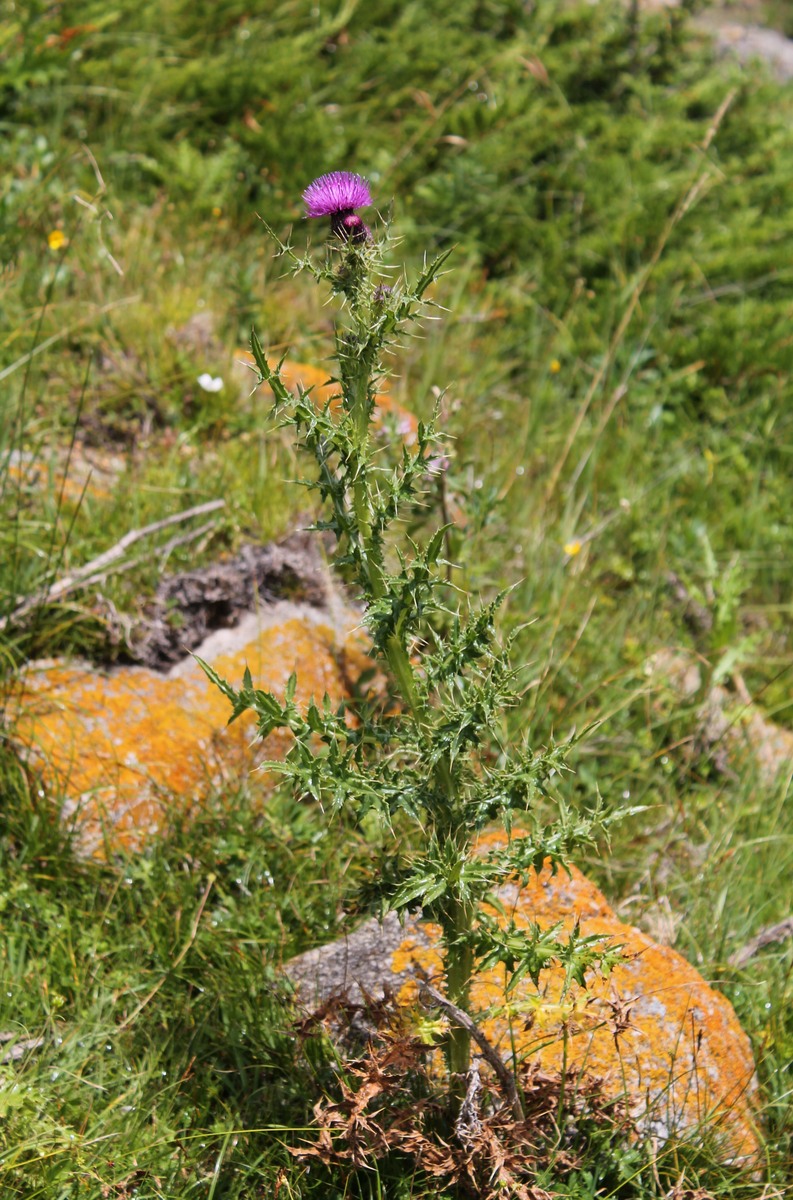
[303,171,373,243]
[303,171,372,218]
[197,373,224,393]
[48,229,66,251]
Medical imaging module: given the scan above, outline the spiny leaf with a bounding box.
[250,328,293,407]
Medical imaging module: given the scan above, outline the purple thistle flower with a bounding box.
[303,171,372,243]
[303,171,372,217]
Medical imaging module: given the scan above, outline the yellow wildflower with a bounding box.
[47,229,66,251]
[550,358,561,374]
[563,539,582,557]
[212,206,222,218]
[703,446,715,485]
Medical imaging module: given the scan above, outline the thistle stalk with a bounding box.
[205,170,620,1106]
[443,894,475,1082]
[344,323,456,803]
[338,242,469,1081]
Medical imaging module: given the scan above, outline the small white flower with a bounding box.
[197,373,224,393]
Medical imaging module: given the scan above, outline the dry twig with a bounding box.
[417,978,524,1121]
[455,1062,483,1146]
[0,1032,45,1063]
[729,917,793,968]
[0,499,225,632]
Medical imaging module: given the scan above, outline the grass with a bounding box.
[1,0,792,1194]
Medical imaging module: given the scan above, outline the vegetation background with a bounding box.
[0,0,791,1195]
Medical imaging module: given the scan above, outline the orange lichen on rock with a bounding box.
[12,608,361,857]
[7,443,125,506]
[287,839,760,1163]
[386,854,760,1163]
[391,928,443,980]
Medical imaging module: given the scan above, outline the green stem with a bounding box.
[347,306,469,1079]
[444,894,475,1086]
[383,631,455,800]
[351,479,448,791]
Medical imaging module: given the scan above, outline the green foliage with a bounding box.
[0,768,352,1197]
[0,0,791,1193]
[204,218,634,1087]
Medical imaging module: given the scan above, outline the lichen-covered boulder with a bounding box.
[13,599,366,857]
[7,441,125,508]
[287,839,761,1164]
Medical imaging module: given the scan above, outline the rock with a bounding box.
[606,2,793,83]
[704,19,793,82]
[286,838,761,1164]
[647,649,793,788]
[11,539,367,857]
[6,442,125,507]
[167,311,223,358]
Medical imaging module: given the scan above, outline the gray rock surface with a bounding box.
[287,911,433,1006]
[704,18,793,80]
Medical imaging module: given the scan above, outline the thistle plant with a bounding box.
[202,172,622,1089]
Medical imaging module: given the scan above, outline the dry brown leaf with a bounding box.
[289,993,634,1198]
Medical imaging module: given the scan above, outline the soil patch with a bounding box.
[125,531,332,671]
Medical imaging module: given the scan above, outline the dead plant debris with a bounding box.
[289,992,634,1200]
